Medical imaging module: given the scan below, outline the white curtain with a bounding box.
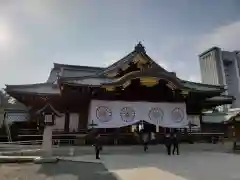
[88,100,188,128]
[52,114,65,131]
[69,113,79,132]
[187,115,201,131]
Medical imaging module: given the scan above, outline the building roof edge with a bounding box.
[198,47,220,57]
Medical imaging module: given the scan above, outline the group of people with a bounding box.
[164,132,180,155]
[93,131,180,159]
[142,131,180,155]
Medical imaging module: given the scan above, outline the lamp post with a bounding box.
[42,112,55,156]
[88,120,98,144]
[36,103,60,156]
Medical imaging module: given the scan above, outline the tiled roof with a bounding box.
[202,110,240,123]
[61,69,100,78]
[7,75,225,95]
[47,68,61,83]
[101,51,137,74]
[60,77,225,96]
[181,80,225,92]
[202,112,227,123]
[6,44,226,95]
[47,63,104,83]
[61,76,224,91]
[5,83,60,95]
[61,77,113,86]
[206,95,234,102]
[53,63,104,71]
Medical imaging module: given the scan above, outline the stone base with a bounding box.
[42,126,53,156]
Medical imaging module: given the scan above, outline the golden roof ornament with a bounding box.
[135,42,146,53]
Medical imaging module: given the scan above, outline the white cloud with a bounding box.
[188,75,201,82]
[197,21,240,52]
[0,18,29,65]
[0,18,12,51]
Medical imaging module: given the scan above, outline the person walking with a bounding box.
[164,132,172,155]
[172,132,180,155]
[93,134,102,159]
[142,132,149,152]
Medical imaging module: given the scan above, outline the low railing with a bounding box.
[0,139,75,146]
[0,132,228,146]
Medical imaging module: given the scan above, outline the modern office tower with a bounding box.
[199,47,240,108]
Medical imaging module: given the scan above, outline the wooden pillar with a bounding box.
[78,106,89,130]
[199,113,203,131]
[78,113,81,131]
[64,112,70,132]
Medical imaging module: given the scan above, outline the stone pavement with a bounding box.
[0,143,238,180]
[0,151,240,180]
[62,151,240,180]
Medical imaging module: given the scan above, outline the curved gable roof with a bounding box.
[99,43,169,77]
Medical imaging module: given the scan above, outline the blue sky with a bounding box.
[0,0,240,88]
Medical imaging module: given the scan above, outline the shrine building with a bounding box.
[5,43,234,142]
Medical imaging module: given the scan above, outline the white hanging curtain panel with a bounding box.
[88,100,188,128]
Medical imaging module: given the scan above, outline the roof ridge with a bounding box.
[54,63,104,70]
[141,52,168,73]
[59,75,114,81]
[99,51,170,76]
[100,50,137,74]
[6,83,57,88]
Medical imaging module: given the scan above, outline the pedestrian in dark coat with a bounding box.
[164,132,172,155]
[172,132,180,155]
[93,134,102,159]
[142,132,149,152]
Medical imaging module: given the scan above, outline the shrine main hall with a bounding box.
[5,43,233,143]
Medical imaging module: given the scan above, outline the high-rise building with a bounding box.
[199,47,240,108]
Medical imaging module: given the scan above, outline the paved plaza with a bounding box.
[62,151,240,180]
[0,145,240,180]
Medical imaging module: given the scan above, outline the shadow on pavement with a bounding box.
[37,160,118,180]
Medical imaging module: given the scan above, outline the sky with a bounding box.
[0,0,240,88]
